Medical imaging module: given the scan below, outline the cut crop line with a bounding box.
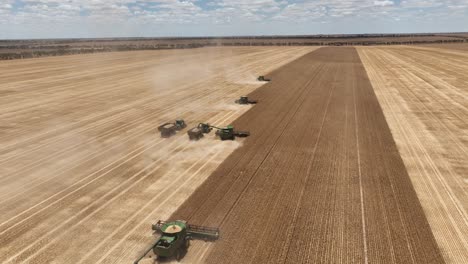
[352,72,369,264]
[93,151,221,264]
[0,78,233,199]
[379,49,468,223]
[5,141,189,263]
[4,109,241,263]
[75,111,240,263]
[217,63,325,228]
[0,136,173,231]
[282,61,336,263]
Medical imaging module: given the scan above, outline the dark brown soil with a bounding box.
[171,47,445,263]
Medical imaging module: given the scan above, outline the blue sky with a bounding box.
[0,0,467,39]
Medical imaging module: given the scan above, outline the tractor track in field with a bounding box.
[0,46,315,263]
[358,46,468,263]
[0,75,261,202]
[0,48,281,154]
[171,47,444,264]
[2,45,463,264]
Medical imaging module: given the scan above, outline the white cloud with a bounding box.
[0,0,467,38]
[374,0,394,7]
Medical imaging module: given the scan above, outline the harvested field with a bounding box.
[0,46,316,263]
[418,43,468,51]
[358,46,468,263]
[172,47,444,264]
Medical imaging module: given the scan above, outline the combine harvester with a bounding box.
[187,123,250,141]
[215,125,250,140]
[157,119,186,138]
[257,75,271,82]
[134,220,219,263]
[235,96,257,105]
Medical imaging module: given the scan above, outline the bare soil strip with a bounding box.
[172,47,444,264]
[358,46,468,264]
[0,46,315,263]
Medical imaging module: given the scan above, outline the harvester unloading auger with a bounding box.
[187,123,250,141]
[134,220,219,263]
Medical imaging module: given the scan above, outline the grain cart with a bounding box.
[133,220,219,263]
[187,127,204,141]
[158,123,177,138]
[235,96,257,105]
[158,119,186,138]
[187,123,213,141]
[257,76,271,82]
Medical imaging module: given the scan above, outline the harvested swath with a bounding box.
[0,46,316,263]
[172,47,444,264]
[358,45,468,263]
[418,43,468,51]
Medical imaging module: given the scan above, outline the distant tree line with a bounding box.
[0,44,205,60]
[0,37,466,60]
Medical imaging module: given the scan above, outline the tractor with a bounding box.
[158,119,186,138]
[134,220,219,263]
[175,119,187,130]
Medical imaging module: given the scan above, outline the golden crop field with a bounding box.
[0,45,466,264]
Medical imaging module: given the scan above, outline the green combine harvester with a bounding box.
[235,96,257,105]
[134,220,219,263]
[187,123,250,141]
[215,125,250,140]
[257,75,271,82]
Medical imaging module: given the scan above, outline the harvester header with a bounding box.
[134,220,220,263]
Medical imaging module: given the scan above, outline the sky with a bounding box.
[0,0,467,39]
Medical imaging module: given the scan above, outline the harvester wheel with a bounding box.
[175,249,182,261]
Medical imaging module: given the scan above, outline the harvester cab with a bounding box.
[215,125,236,141]
[257,76,271,82]
[198,123,213,134]
[152,220,189,260]
[134,220,219,263]
[235,96,257,105]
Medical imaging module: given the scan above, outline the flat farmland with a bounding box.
[1,44,465,264]
[0,46,315,263]
[358,46,468,263]
[171,47,444,264]
[419,43,468,51]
